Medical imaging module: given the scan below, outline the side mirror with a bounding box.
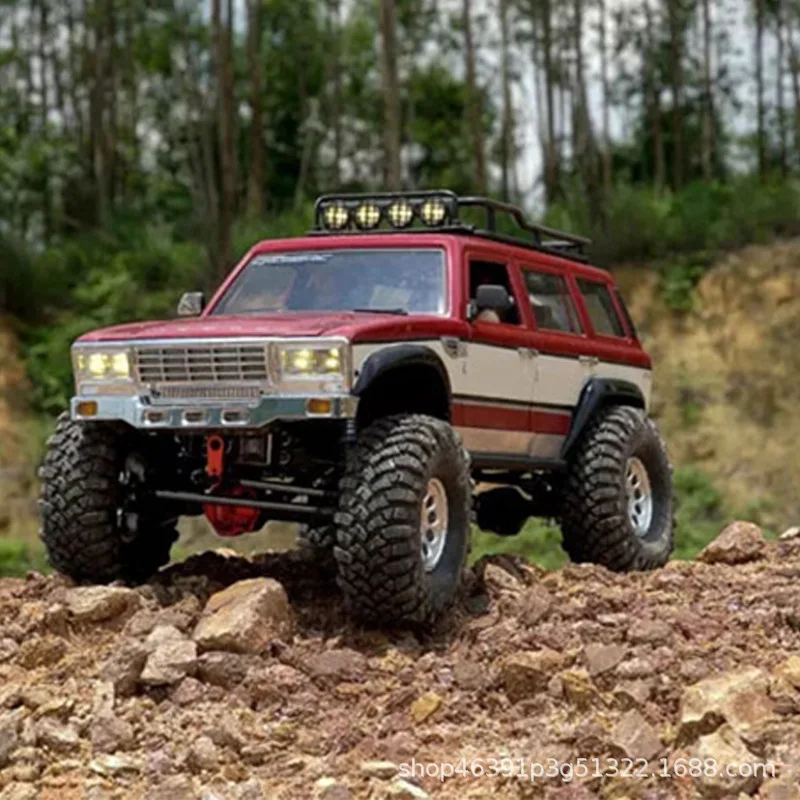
[472,284,513,320]
[177,291,205,317]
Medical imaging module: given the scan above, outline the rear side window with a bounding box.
[614,288,639,339]
[523,270,583,334]
[577,280,626,337]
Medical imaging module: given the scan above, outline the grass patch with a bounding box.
[0,538,48,578]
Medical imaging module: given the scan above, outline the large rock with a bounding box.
[17,635,67,669]
[64,586,140,623]
[193,579,294,654]
[0,710,23,767]
[773,656,800,690]
[698,521,767,565]
[499,649,565,701]
[583,643,626,676]
[140,627,198,686]
[197,652,257,689]
[305,649,367,683]
[679,667,773,744]
[688,725,763,797]
[627,618,671,645]
[611,709,662,761]
[35,718,80,753]
[100,640,148,697]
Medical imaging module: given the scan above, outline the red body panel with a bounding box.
[76,231,651,370]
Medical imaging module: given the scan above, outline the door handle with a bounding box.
[579,355,600,367]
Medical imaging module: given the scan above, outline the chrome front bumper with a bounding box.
[70,393,359,429]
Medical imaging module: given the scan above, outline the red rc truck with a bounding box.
[39,191,674,626]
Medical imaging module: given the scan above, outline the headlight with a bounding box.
[73,348,133,382]
[280,345,345,379]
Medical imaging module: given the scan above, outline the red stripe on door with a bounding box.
[452,401,571,435]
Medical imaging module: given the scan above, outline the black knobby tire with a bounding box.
[333,414,471,626]
[296,524,336,568]
[39,413,177,584]
[559,405,674,572]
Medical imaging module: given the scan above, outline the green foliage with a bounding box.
[546,178,800,266]
[672,466,727,559]
[0,539,47,578]
[659,259,709,313]
[471,519,567,572]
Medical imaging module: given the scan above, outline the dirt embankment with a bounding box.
[618,240,800,528]
[2,524,800,800]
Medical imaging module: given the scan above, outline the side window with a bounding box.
[577,279,626,337]
[614,288,639,339]
[469,259,520,325]
[523,269,583,334]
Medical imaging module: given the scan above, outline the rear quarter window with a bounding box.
[577,279,626,338]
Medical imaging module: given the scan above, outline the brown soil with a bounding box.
[1,535,800,799]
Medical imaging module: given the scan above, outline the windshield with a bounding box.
[212,249,447,316]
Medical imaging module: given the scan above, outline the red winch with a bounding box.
[202,435,262,537]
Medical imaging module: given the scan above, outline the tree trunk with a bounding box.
[379,0,402,190]
[644,0,666,191]
[541,0,560,203]
[499,0,514,201]
[324,0,344,186]
[213,0,235,278]
[598,0,612,198]
[246,0,265,218]
[37,0,52,241]
[701,0,715,180]
[756,0,766,178]
[665,0,685,188]
[775,0,788,175]
[572,0,596,189]
[787,12,800,158]
[462,0,487,193]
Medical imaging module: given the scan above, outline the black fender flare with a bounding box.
[561,377,647,458]
[353,344,452,401]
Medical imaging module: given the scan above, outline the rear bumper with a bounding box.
[70,393,359,430]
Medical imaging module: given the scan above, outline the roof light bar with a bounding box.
[312,190,592,257]
[315,191,458,233]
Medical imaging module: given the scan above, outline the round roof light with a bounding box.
[419,198,448,227]
[322,203,350,231]
[354,202,382,230]
[387,200,415,228]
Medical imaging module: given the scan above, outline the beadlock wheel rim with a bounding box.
[420,478,449,572]
[626,457,654,538]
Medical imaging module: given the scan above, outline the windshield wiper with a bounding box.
[351,307,409,316]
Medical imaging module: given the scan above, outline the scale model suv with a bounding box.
[39,191,674,625]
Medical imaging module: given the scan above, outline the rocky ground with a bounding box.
[1,523,800,800]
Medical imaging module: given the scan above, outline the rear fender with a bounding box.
[561,378,646,458]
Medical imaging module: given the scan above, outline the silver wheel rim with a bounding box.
[420,478,449,572]
[626,457,653,538]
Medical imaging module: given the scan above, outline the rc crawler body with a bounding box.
[40,192,674,625]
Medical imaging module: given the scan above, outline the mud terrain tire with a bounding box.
[39,413,177,584]
[296,525,336,568]
[560,405,674,572]
[334,414,471,626]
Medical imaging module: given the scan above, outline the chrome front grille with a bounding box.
[153,385,263,401]
[134,343,270,385]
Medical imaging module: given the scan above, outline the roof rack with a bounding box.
[312,190,591,261]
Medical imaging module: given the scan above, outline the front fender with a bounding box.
[353,344,452,399]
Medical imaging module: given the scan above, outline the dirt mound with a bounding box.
[2,527,800,799]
